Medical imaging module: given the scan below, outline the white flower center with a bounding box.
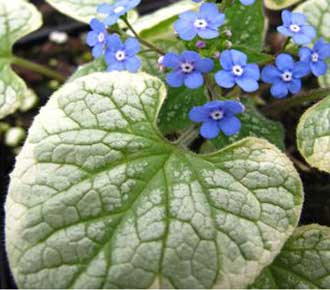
[282,71,293,82]
[98,32,105,42]
[181,62,194,73]
[114,6,125,14]
[311,52,319,62]
[289,24,301,33]
[232,65,244,76]
[194,18,208,29]
[210,110,224,120]
[115,50,126,61]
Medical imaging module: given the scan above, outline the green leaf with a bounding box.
[45,0,114,23]
[251,224,330,289]
[5,72,303,289]
[225,0,266,51]
[69,57,107,82]
[297,95,330,173]
[295,0,330,89]
[0,0,42,119]
[211,100,285,150]
[265,0,302,10]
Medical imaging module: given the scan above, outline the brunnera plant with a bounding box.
[4,0,330,288]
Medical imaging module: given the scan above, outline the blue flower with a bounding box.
[299,38,330,77]
[97,0,141,26]
[189,100,245,139]
[105,34,141,72]
[162,50,214,89]
[261,53,309,98]
[174,3,225,41]
[277,10,316,45]
[214,49,260,93]
[86,18,108,58]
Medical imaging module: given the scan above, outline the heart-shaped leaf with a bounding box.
[251,224,330,289]
[5,72,303,289]
[0,0,42,119]
[297,95,330,173]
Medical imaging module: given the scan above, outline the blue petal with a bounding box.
[199,3,220,19]
[288,78,301,94]
[293,33,311,45]
[162,53,180,69]
[174,19,197,41]
[276,53,294,71]
[125,56,141,72]
[195,58,214,73]
[97,3,112,14]
[189,106,209,123]
[200,121,220,139]
[107,61,125,72]
[92,44,104,58]
[179,10,198,21]
[219,116,241,136]
[182,50,201,63]
[104,15,120,26]
[86,31,98,46]
[184,72,204,89]
[298,47,312,62]
[198,28,219,39]
[107,34,123,51]
[230,49,247,66]
[208,13,225,27]
[90,18,105,32]
[261,65,281,83]
[222,101,245,115]
[236,76,259,93]
[301,25,316,40]
[311,61,328,77]
[270,82,289,98]
[281,10,292,26]
[277,26,294,37]
[215,70,235,88]
[291,12,306,25]
[220,50,233,70]
[243,64,260,80]
[240,0,256,5]
[124,38,140,56]
[166,71,184,87]
[292,61,310,78]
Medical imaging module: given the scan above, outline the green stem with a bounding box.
[12,56,65,82]
[262,87,330,115]
[123,18,165,55]
[175,126,200,147]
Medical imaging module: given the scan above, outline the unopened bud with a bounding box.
[224,30,232,38]
[158,56,165,73]
[225,40,232,49]
[195,40,206,49]
[213,51,221,59]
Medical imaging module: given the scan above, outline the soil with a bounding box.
[1,1,330,289]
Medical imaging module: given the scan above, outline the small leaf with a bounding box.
[211,100,285,150]
[265,0,302,10]
[225,0,266,50]
[0,0,42,119]
[297,95,330,173]
[251,224,330,289]
[6,72,303,289]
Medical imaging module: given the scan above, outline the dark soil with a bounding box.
[1,1,330,289]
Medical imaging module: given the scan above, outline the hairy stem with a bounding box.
[123,18,165,55]
[12,56,65,82]
[263,87,330,115]
[175,126,200,148]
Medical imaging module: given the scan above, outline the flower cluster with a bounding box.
[85,0,330,140]
[86,0,141,72]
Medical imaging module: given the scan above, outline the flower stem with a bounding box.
[262,87,330,115]
[12,56,65,82]
[175,125,200,148]
[123,18,165,55]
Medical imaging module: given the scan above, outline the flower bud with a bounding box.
[195,40,206,49]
